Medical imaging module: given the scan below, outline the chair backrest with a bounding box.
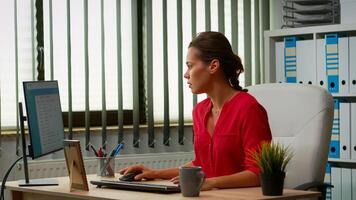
[247,83,334,188]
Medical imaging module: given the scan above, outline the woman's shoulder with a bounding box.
[192,92,263,115]
[229,91,268,114]
[231,91,260,107]
[234,92,268,116]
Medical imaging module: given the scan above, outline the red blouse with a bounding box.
[192,92,272,178]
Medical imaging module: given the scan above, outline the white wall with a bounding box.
[270,0,284,30]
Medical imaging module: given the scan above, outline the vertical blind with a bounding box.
[0,0,270,155]
[0,0,36,156]
[42,0,134,148]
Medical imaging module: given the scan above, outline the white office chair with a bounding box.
[247,83,334,199]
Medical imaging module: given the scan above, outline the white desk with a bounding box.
[6,174,321,200]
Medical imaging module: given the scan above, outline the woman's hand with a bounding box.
[170,176,216,191]
[119,164,158,181]
[200,178,216,191]
[170,176,180,184]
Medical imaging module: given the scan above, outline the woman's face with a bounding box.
[184,47,212,94]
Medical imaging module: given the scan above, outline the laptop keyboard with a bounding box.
[100,180,179,189]
[90,180,181,193]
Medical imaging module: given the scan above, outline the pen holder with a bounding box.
[97,157,115,177]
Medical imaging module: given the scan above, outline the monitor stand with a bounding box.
[18,102,59,187]
[18,179,59,187]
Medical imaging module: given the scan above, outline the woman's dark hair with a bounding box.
[188,31,246,91]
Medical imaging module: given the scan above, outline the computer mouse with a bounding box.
[119,171,141,182]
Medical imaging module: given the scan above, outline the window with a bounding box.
[43,0,133,113]
[152,0,245,123]
[0,0,34,129]
[0,0,245,129]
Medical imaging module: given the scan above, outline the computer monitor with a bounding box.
[18,81,64,186]
[23,81,64,159]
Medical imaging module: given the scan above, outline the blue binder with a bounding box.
[325,163,332,200]
[325,34,339,93]
[329,99,340,158]
[284,37,297,83]
[326,163,331,177]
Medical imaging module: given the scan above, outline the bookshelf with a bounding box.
[264,23,356,200]
[264,23,356,84]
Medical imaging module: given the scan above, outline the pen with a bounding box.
[102,141,107,151]
[98,147,104,157]
[108,143,123,158]
[114,143,124,156]
[90,144,99,157]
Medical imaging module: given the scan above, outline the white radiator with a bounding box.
[14,152,194,180]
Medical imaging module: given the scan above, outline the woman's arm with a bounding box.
[202,170,260,190]
[119,161,193,180]
[153,161,193,179]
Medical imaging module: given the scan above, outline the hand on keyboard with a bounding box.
[119,164,157,181]
[119,172,142,182]
[170,176,179,184]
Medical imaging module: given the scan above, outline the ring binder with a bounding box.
[284,36,298,83]
[329,99,340,159]
[325,34,339,93]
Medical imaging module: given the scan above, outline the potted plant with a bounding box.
[249,142,294,196]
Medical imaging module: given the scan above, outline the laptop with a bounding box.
[90,180,181,194]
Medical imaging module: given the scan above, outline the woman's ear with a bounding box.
[208,59,220,74]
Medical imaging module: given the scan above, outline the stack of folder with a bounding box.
[282,0,340,28]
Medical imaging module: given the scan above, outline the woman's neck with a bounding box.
[207,82,239,110]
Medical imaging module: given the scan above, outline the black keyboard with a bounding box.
[90,180,181,194]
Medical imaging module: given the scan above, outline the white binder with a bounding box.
[317,39,327,90]
[296,40,316,85]
[331,167,342,200]
[275,41,285,83]
[351,104,356,199]
[342,168,352,200]
[352,169,356,200]
[351,103,356,159]
[349,37,356,94]
[340,102,351,159]
[338,37,349,95]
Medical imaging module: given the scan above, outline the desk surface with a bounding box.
[6,174,321,200]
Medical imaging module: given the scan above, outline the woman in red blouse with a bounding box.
[119,31,272,190]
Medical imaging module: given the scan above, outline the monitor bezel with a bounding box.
[23,80,64,159]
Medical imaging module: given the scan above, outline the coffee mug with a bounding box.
[179,166,205,197]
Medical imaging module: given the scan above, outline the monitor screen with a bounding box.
[23,81,64,159]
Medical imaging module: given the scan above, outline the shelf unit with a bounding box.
[264,23,356,157]
[328,158,356,168]
[264,24,356,200]
[264,23,356,83]
[333,94,356,102]
[264,24,356,98]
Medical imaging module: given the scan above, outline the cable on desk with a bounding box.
[0,156,28,200]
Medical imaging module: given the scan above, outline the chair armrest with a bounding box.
[294,182,333,200]
[294,181,333,190]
